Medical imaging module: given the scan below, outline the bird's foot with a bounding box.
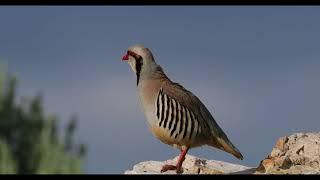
[161,164,177,173]
[160,164,183,174]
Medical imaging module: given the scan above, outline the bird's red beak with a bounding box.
[122,53,129,61]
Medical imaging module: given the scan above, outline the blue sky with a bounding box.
[1,6,320,174]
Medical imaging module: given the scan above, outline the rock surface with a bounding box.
[255,132,320,174]
[124,154,256,174]
[125,132,320,174]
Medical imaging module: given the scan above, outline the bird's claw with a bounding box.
[161,164,176,173]
[161,164,183,174]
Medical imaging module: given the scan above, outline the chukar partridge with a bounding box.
[122,45,243,174]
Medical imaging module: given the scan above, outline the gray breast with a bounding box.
[155,88,202,142]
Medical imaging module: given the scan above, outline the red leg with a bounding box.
[161,148,189,174]
[176,148,188,173]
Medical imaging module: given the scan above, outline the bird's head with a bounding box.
[122,44,158,85]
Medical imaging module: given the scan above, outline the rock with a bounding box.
[255,132,320,174]
[124,154,256,174]
[125,132,320,174]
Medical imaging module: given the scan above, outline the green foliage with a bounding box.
[0,139,16,174]
[0,67,86,174]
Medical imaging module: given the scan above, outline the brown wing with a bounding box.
[161,80,243,160]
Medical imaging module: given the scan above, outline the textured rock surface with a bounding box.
[255,132,320,174]
[124,154,255,174]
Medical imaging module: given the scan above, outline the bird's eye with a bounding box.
[128,51,135,57]
[127,51,141,60]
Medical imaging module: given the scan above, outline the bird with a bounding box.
[121,44,243,174]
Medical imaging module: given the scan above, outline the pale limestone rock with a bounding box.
[124,154,255,174]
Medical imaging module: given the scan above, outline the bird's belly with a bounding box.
[149,123,206,149]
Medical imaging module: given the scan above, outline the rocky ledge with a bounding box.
[125,132,320,174]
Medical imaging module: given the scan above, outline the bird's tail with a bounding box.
[209,137,244,160]
[217,137,243,160]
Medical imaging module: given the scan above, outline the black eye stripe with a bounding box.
[127,51,143,86]
[128,51,142,60]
